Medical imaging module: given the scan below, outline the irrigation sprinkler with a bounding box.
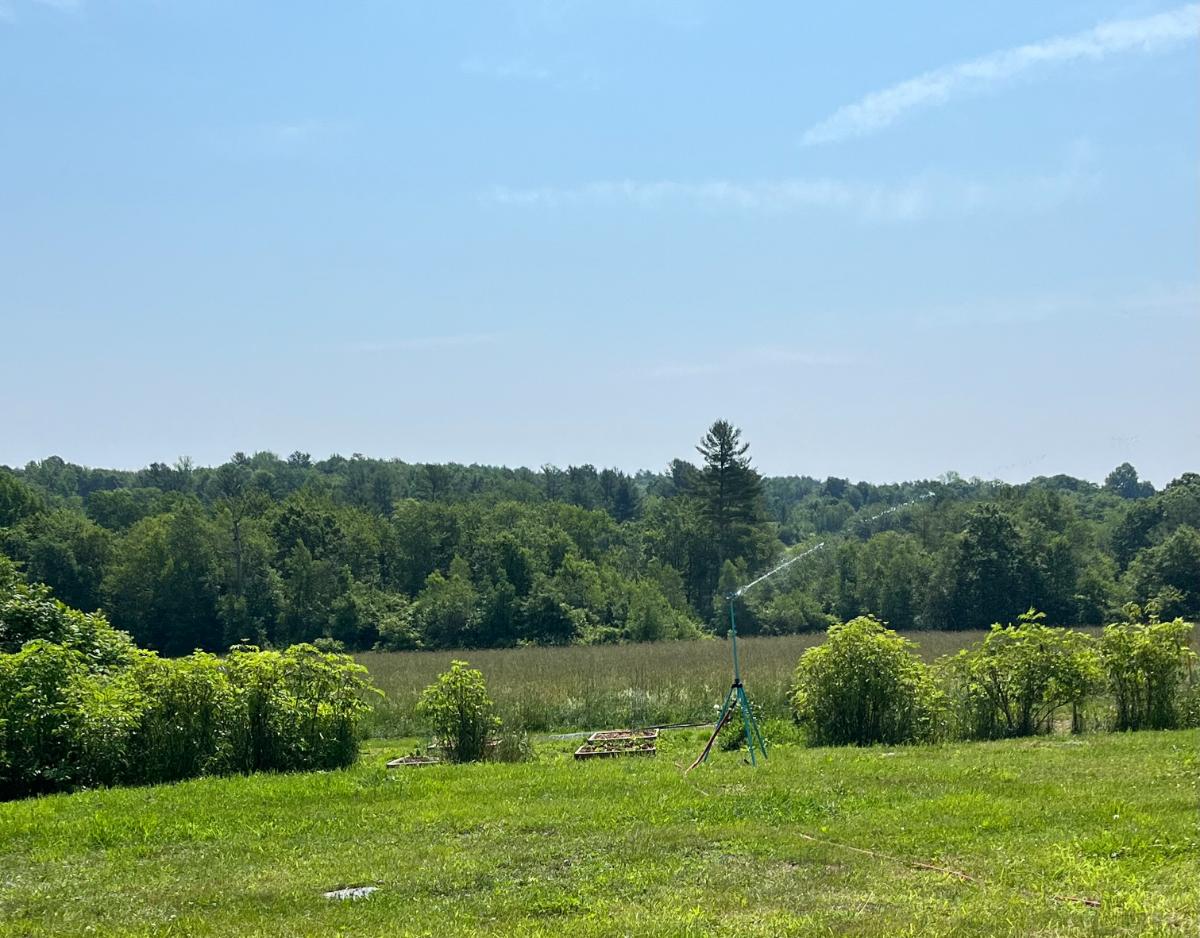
[686,542,825,771]
[685,490,937,772]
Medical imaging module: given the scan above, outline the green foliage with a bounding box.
[123,651,238,782]
[942,609,1102,739]
[1103,462,1154,500]
[717,699,765,752]
[0,471,43,528]
[694,419,766,568]
[0,640,145,798]
[490,726,535,763]
[1,509,112,612]
[0,641,93,798]
[416,661,501,763]
[0,569,134,671]
[101,500,223,654]
[0,575,380,799]
[1100,603,1197,731]
[4,444,1197,655]
[1123,526,1200,619]
[791,616,946,747]
[223,644,381,773]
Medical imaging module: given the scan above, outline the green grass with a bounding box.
[1,729,1195,936]
[359,630,1035,736]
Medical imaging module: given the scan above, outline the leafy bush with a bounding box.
[124,651,237,783]
[0,569,381,799]
[790,616,945,747]
[0,641,94,798]
[0,639,381,800]
[0,640,148,798]
[224,644,380,773]
[1100,603,1197,731]
[941,610,1101,739]
[0,571,134,671]
[417,660,501,763]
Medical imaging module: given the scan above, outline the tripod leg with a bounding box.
[736,685,757,766]
[745,691,768,761]
[685,684,737,774]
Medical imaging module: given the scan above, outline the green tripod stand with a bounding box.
[687,593,768,770]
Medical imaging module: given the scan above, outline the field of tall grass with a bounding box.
[358,630,1042,736]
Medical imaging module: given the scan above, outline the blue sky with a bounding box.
[1,1,1197,484]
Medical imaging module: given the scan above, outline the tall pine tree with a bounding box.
[694,420,764,567]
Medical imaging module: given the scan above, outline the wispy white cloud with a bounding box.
[349,334,499,353]
[802,4,1200,146]
[487,158,1098,223]
[460,57,552,81]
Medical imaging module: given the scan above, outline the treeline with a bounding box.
[1,423,1197,654]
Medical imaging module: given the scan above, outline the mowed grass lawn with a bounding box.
[1,729,1196,937]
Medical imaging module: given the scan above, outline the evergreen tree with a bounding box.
[694,420,764,566]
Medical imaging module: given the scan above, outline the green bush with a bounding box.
[417,660,501,763]
[791,616,945,747]
[941,610,1101,739]
[224,644,380,773]
[0,639,381,800]
[1100,604,1197,731]
[0,573,134,671]
[0,641,91,798]
[0,641,147,798]
[0,569,384,799]
[124,651,237,783]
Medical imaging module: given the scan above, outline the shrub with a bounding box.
[491,726,535,763]
[0,575,134,671]
[124,651,237,783]
[0,641,145,798]
[0,641,91,798]
[791,616,945,747]
[224,644,380,773]
[1100,603,1197,731]
[941,610,1101,739]
[417,660,501,763]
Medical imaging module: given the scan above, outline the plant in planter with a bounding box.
[416,661,501,764]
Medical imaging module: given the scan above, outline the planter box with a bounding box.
[587,728,659,743]
[386,755,440,768]
[575,728,659,760]
[574,742,657,760]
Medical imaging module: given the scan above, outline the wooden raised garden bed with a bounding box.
[386,755,440,768]
[574,728,658,760]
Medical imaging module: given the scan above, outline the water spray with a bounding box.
[686,489,937,772]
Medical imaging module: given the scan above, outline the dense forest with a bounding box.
[1,421,1197,655]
